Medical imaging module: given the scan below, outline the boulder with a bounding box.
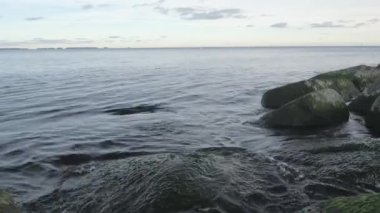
[260,89,349,128]
[262,78,360,109]
[262,64,380,109]
[365,96,380,134]
[0,191,20,213]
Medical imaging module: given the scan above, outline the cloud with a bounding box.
[98,4,111,8]
[133,0,164,8]
[271,22,288,28]
[25,17,44,21]
[170,7,245,20]
[109,36,121,39]
[353,22,366,28]
[0,38,95,47]
[154,6,169,15]
[368,18,380,24]
[81,3,111,10]
[81,4,93,10]
[310,19,380,29]
[310,21,345,28]
[246,24,254,27]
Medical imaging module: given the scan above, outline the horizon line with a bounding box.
[1,45,380,50]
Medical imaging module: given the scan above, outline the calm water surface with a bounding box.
[1,47,380,212]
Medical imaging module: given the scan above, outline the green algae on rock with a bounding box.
[260,89,349,128]
[325,194,380,213]
[0,191,20,213]
[262,64,380,109]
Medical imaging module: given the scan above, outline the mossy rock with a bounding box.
[325,194,380,213]
[262,65,380,109]
[314,65,380,91]
[260,89,349,128]
[0,191,20,213]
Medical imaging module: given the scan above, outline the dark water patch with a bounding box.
[51,151,155,166]
[307,143,374,154]
[104,104,163,116]
[70,140,126,151]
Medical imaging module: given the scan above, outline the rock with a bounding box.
[365,96,380,134]
[348,95,378,115]
[325,194,380,213]
[260,89,349,128]
[314,64,380,91]
[363,79,380,96]
[262,64,380,109]
[348,79,380,115]
[0,191,20,213]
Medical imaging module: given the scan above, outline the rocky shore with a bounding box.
[260,64,380,212]
[261,64,380,134]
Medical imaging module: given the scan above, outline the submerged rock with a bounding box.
[325,194,380,213]
[262,64,380,109]
[104,104,162,115]
[26,148,309,213]
[260,89,349,128]
[0,191,20,213]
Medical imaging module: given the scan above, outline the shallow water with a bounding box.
[1,47,380,212]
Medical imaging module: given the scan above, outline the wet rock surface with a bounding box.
[261,64,380,109]
[260,89,349,128]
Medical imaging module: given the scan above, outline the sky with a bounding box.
[0,0,380,48]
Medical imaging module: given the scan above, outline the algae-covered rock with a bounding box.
[262,65,380,109]
[314,65,380,91]
[0,191,20,213]
[26,148,309,213]
[325,194,380,213]
[260,89,349,128]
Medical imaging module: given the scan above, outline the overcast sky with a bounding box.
[1,0,380,48]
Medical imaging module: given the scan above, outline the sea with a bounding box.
[1,47,380,212]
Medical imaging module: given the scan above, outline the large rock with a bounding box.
[262,64,380,109]
[365,96,380,134]
[0,191,19,213]
[260,89,349,128]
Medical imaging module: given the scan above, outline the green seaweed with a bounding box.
[326,194,380,213]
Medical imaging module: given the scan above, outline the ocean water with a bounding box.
[1,47,380,212]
